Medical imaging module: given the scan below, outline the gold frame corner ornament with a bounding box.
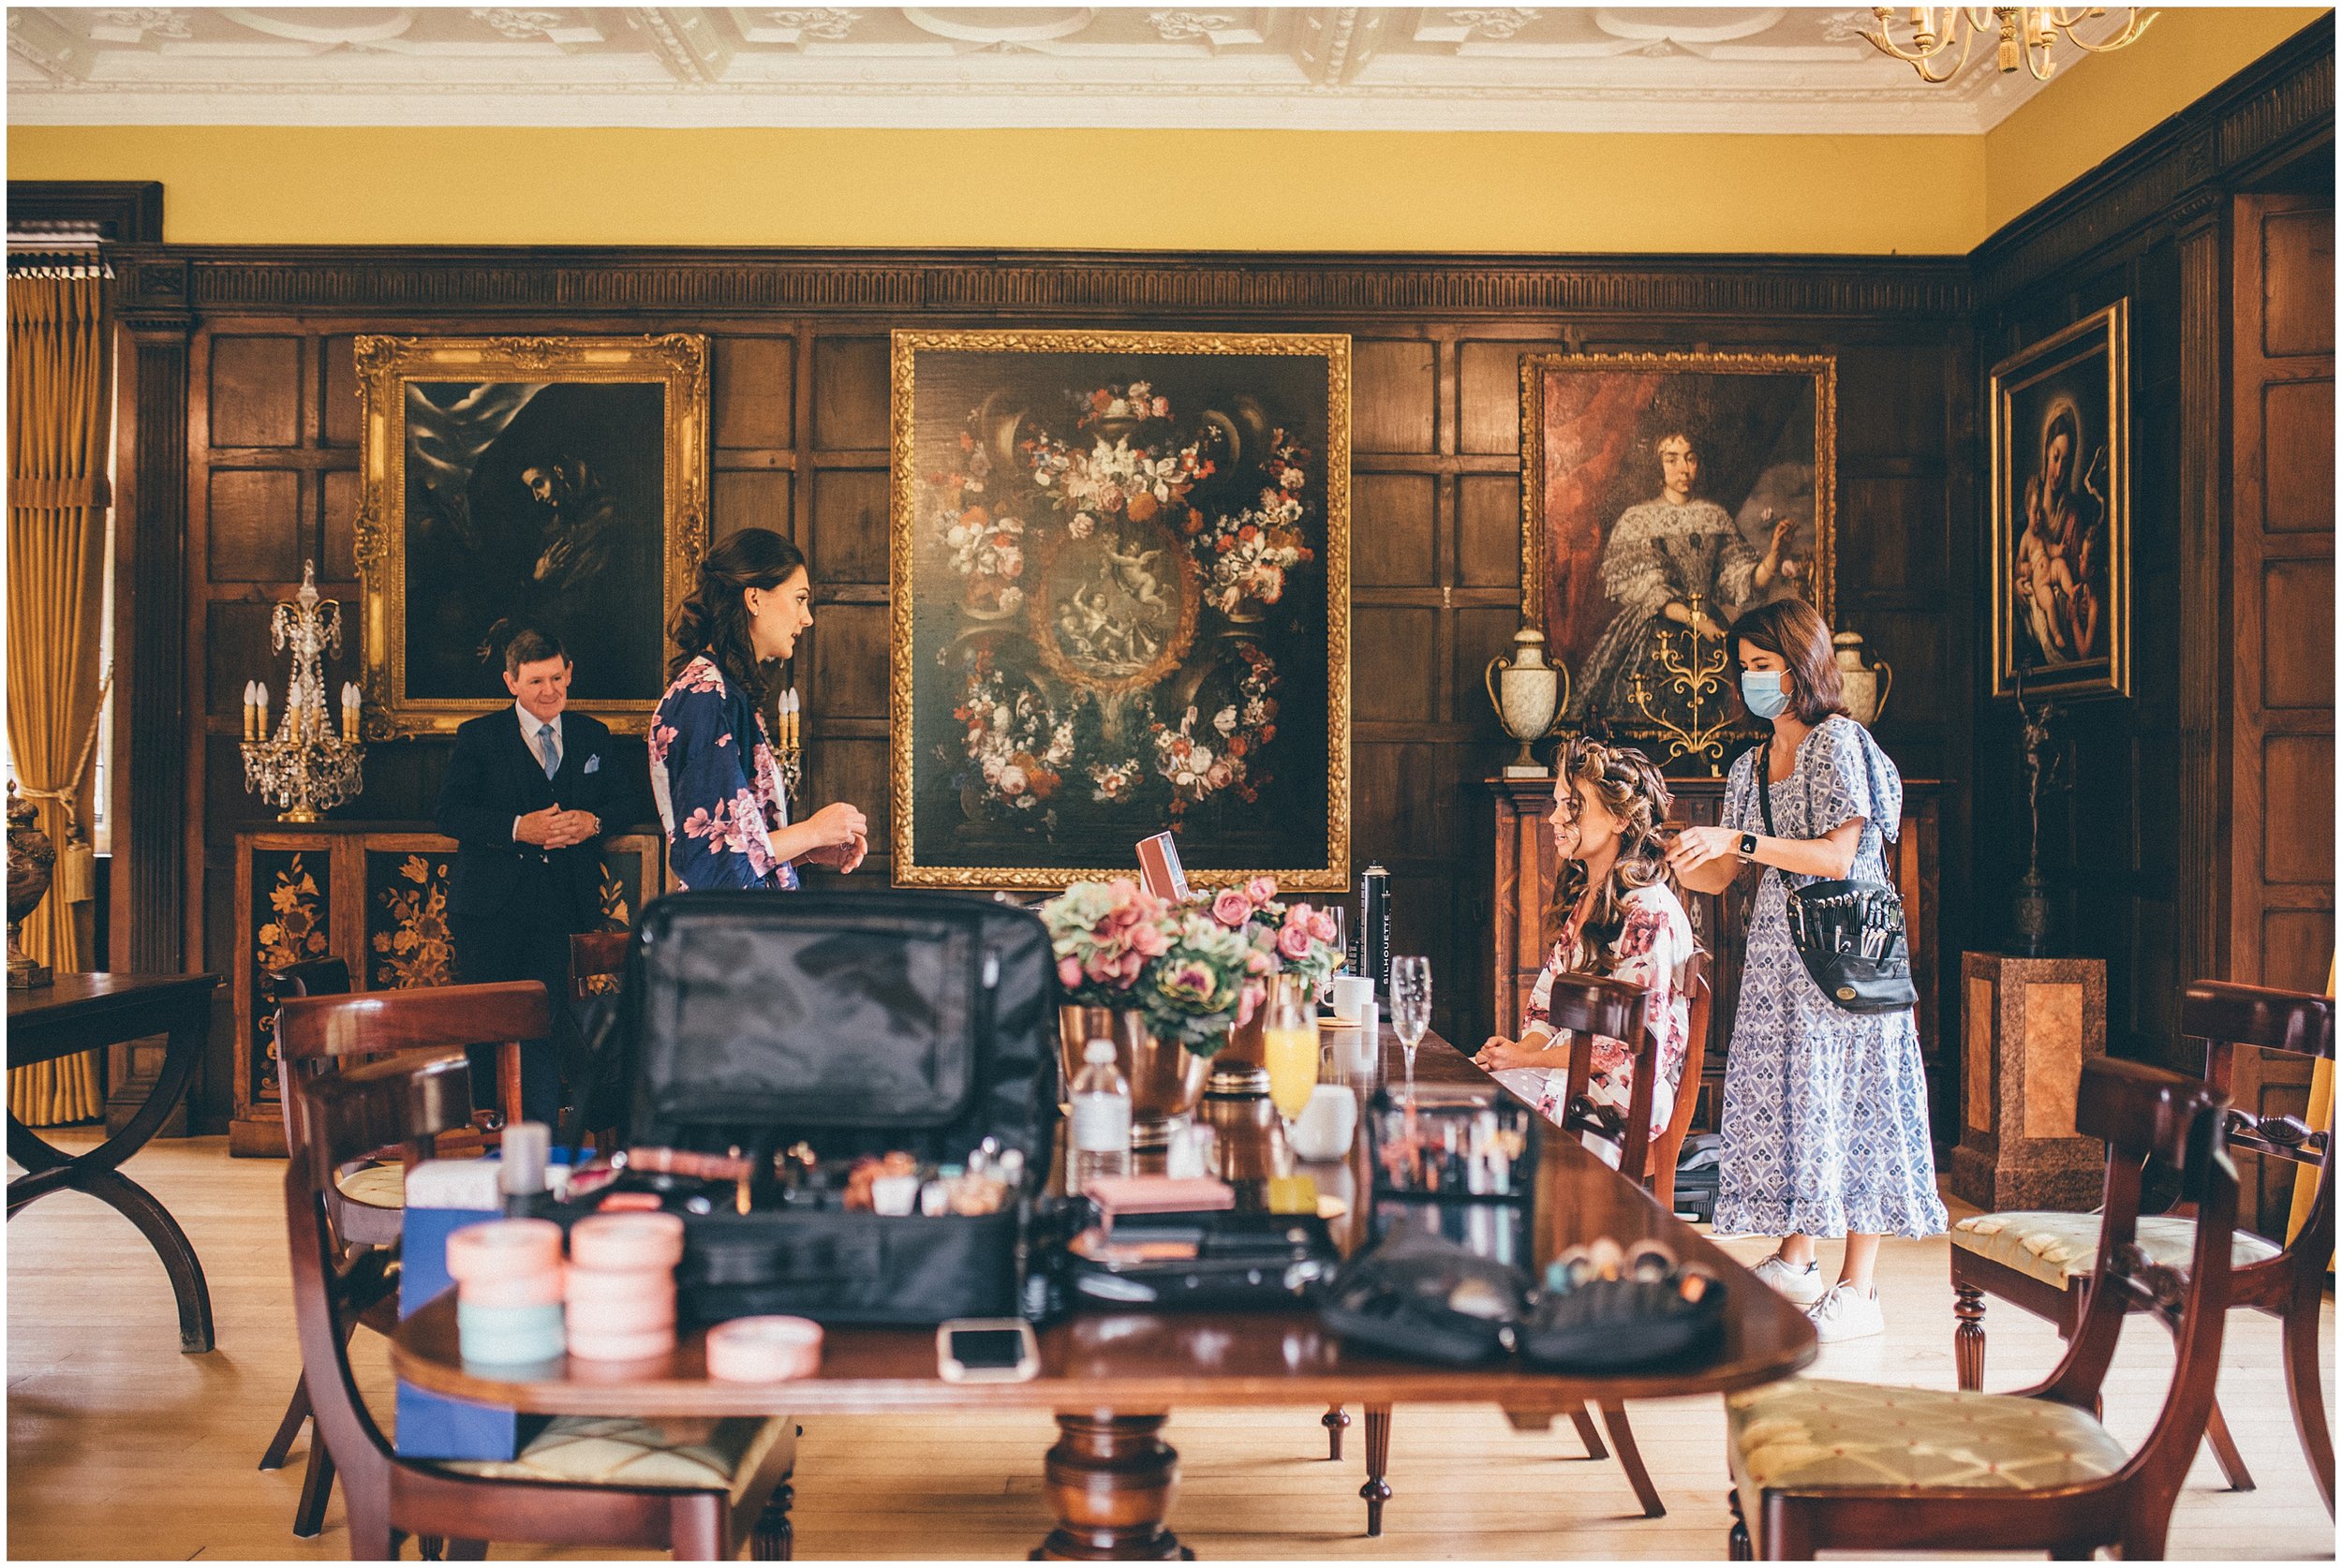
[353,332,711,737]
[888,328,1352,894]
[1988,300,2130,703]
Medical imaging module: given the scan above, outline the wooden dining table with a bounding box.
[393,1024,1816,1559]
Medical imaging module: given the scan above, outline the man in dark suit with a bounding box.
[435,629,629,1127]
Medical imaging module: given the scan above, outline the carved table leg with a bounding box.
[1358,1403,1393,1539]
[1034,1413,1190,1561]
[1951,1282,1986,1390]
[1321,1404,1350,1461]
[1727,1487,1751,1561]
[752,1480,794,1561]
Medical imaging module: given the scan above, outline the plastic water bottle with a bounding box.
[1069,1039,1132,1195]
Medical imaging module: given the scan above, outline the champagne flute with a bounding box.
[1260,973,1321,1175]
[1389,956,1431,1104]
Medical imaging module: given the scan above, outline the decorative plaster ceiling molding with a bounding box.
[5,5,2054,132]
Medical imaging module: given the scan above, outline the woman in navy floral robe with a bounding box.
[650,529,867,890]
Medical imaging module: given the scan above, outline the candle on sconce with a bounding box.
[789,688,803,750]
[242,681,257,740]
[256,681,270,740]
[340,682,360,743]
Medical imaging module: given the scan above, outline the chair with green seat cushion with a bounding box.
[1727,1055,2239,1561]
[287,1043,798,1561]
[1948,980,2334,1515]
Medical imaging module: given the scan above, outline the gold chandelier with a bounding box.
[1861,7,2157,83]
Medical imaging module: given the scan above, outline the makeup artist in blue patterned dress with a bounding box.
[1667,598,1945,1343]
[649,528,867,890]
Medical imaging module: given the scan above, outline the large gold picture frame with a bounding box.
[1989,302,2129,701]
[1520,350,1836,767]
[890,329,1352,891]
[353,333,709,736]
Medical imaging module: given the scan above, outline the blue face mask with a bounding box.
[1741,670,1790,720]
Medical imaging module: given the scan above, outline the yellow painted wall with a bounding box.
[1983,6,2328,233]
[6,9,2325,254]
[8,126,1984,254]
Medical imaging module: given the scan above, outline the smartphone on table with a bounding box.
[936,1318,1040,1383]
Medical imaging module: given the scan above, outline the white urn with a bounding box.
[1485,628,1569,777]
[1833,630,1893,726]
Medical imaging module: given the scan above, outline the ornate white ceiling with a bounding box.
[7,7,2061,132]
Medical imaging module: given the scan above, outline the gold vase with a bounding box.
[1206,1009,1270,1100]
[1057,1005,1209,1153]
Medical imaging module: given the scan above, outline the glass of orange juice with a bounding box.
[1262,973,1321,1172]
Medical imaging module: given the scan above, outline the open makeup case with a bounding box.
[564,888,1061,1325]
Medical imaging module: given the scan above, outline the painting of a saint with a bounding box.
[1521,353,1835,756]
[1992,303,2128,700]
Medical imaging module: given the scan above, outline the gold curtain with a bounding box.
[7,271,109,1125]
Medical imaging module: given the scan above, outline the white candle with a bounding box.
[256,681,270,739]
[341,682,360,742]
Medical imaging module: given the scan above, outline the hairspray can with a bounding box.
[1356,863,1390,999]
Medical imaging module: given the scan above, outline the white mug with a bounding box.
[1291,1083,1359,1161]
[1330,975,1374,1022]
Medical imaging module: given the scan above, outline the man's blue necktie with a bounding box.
[538,722,560,780]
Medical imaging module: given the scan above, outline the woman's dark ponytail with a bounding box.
[667,527,807,706]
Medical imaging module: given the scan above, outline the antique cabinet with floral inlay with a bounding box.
[229,823,665,1156]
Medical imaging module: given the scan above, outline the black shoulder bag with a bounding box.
[1756,749,1918,1015]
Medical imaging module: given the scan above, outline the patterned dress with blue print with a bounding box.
[1712,714,1946,1240]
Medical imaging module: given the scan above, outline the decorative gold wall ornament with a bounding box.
[1860,7,2155,82]
[353,333,709,736]
[890,329,1351,891]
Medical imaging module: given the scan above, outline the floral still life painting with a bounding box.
[891,332,1351,890]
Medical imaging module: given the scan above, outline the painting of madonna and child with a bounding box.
[1991,303,2130,701]
[1521,352,1836,769]
[889,331,1351,890]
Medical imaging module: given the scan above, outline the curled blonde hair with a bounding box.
[1544,736,1676,969]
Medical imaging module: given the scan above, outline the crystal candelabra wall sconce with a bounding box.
[241,561,365,823]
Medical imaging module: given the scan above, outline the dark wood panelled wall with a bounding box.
[70,18,2332,1134]
[116,254,1975,1129]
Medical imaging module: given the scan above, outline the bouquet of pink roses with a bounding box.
[1201,876,1345,1021]
[1041,878,1256,1054]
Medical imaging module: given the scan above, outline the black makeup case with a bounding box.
[599,888,1060,1326]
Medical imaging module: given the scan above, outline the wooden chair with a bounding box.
[570,929,631,1001]
[1354,969,1689,1534]
[255,955,353,1537]
[1648,956,1713,1217]
[261,981,538,1539]
[288,1048,798,1561]
[1949,979,2334,1516]
[1729,1056,2241,1560]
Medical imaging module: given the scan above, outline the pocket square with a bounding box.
[583,754,601,775]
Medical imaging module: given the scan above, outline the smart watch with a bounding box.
[1737,832,1759,859]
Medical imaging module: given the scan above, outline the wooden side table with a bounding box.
[1950,953,2108,1210]
[7,972,223,1352]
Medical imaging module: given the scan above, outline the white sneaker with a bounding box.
[1750,1252,1829,1306]
[1807,1282,1886,1343]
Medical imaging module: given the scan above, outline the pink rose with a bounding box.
[1246,949,1275,976]
[1276,924,1313,962]
[1059,956,1084,989]
[1236,980,1266,1028]
[1131,922,1171,958]
[1308,910,1337,944]
[1246,876,1278,906]
[1120,950,1147,981]
[1083,955,1119,985]
[1211,888,1253,928]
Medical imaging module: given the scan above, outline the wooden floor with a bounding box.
[8,1132,2334,1561]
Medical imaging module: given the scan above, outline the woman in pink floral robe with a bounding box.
[1475,738,1697,1170]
